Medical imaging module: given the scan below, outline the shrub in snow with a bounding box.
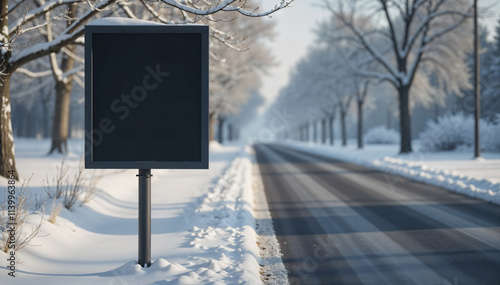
[419,113,500,152]
[364,126,400,144]
[0,177,44,252]
[48,201,63,224]
[44,158,101,210]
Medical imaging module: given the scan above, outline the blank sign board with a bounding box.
[85,25,209,169]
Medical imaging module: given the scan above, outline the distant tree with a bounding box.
[208,12,276,142]
[455,24,498,120]
[353,78,371,149]
[317,85,338,145]
[482,18,500,120]
[321,0,472,153]
[226,91,265,141]
[301,48,355,146]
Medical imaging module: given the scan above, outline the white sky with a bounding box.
[257,0,500,110]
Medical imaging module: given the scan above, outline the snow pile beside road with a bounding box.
[90,155,261,284]
[373,157,500,204]
[182,155,262,284]
[284,142,500,205]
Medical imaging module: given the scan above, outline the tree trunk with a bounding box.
[19,106,27,137]
[357,100,364,149]
[42,94,50,138]
[25,107,31,137]
[329,116,334,145]
[228,124,233,141]
[313,121,317,143]
[49,80,73,153]
[399,87,412,153]
[217,117,224,144]
[0,0,17,178]
[49,43,77,153]
[321,118,326,144]
[341,111,347,146]
[209,113,216,142]
[48,4,77,153]
[0,73,18,178]
[387,109,392,129]
[68,103,73,138]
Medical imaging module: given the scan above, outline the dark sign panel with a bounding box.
[85,25,208,169]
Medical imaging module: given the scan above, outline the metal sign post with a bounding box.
[137,169,152,267]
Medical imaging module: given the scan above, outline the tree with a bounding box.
[456,24,498,120]
[264,46,350,145]
[334,81,353,146]
[481,18,500,120]
[226,91,265,142]
[353,78,371,149]
[9,56,54,138]
[44,4,84,153]
[0,0,118,178]
[301,47,354,146]
[322,0,472,153]
[208,11,276,141]
[0,0,292,178]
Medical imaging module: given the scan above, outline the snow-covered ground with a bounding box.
[283,139,500,205]
[4,137,498,284]
[0,138,284,284]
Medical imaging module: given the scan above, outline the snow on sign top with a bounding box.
[88,17,207,26]
[88,17,165,26]
[84,22,209,169]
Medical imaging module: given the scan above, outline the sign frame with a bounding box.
[84,25,209,169]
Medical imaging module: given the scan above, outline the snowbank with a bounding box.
[95,154,262,284]
[283,141,500,205]
[372,157,500,204]
[0,139,277,284]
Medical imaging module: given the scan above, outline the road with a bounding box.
[254,144,500,285]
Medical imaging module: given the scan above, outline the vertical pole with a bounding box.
[474,0,481,158]
[138,169,152,267]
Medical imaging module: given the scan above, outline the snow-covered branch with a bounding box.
[62,64,84,80]
[8,0,82,38]
[160,0,293,17]
[403,7,471,56]
[61,46,84,63]
[16,67,52,78]
[423,15,469,45]
[338,15,400,81]
[380,0,401,59]
[10,0,118,70]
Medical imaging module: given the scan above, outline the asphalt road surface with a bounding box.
[254,143,500,285]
